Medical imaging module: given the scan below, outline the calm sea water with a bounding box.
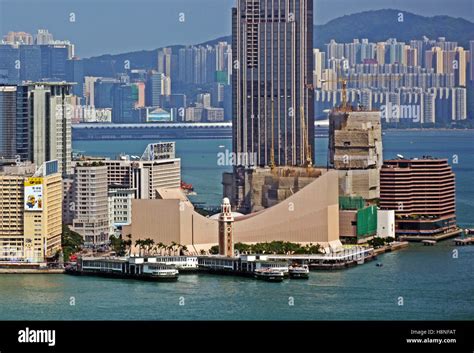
[0,130,471,320]
[0,242,472,320]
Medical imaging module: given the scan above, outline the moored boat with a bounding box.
[288,264,309,279]
[254,268,285,282]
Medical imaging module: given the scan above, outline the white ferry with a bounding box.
[254,268,285,282]
[288,264,309,279]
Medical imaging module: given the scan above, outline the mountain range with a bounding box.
[83,9,474,76]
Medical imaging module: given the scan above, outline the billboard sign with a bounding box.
[24,178,43,211]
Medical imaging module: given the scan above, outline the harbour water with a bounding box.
[0,241,472,320]
[0,130,472,320]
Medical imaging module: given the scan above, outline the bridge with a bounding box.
[72,121,329,140]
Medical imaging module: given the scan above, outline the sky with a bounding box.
[0,0,472,58]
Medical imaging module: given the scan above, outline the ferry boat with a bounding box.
[198,254,289,280]
[254,268,285,282]
[66,256,179,282]
[288,264,309,279]
[154,256,199,272]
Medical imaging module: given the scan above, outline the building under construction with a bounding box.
[328,107,383,201]
[223,166,325,213]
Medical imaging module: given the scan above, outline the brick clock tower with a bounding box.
[218,197,234,257]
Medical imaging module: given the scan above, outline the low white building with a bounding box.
[377,209,395,238]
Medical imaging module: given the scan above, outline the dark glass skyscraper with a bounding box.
[232,0,314,167]
[0,86,17,159]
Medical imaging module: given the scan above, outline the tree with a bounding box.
[124,235,132,256]
[142,238,154,256]
[157,242,165,256]
[61,225,84,262]
[135,239,145,256]
[109,235,127,256]
[170,241,178,255]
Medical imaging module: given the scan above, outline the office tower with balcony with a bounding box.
[232,0,314,167]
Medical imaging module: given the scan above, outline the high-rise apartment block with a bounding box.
[72,162,109,246]
[0,160,62,263]
[0,82,73,175]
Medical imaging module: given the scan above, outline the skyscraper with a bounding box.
[1,83,73,175]
[157,48,172,77]
[232,0,314,167]
[0,86,17,159]
[72,162,109,246]
[145,71,168,107]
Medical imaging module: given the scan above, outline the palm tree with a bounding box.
[135,239,144,256]
[156,242,165,256]
[122,234,132,256]
[170,241,178,255]
[143,238,154,256]
[180,245,188,255]
[199,249,206,255]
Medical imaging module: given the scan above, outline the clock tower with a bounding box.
[218,198,234,257]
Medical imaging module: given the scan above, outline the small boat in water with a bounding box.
[254,268,285,282]
[289,264,309,279]
[376,263,383,267]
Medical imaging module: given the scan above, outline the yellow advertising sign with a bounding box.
[24,177,43,187]
[24,178,43,211]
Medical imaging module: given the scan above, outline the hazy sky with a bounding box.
[0,0,472,58]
